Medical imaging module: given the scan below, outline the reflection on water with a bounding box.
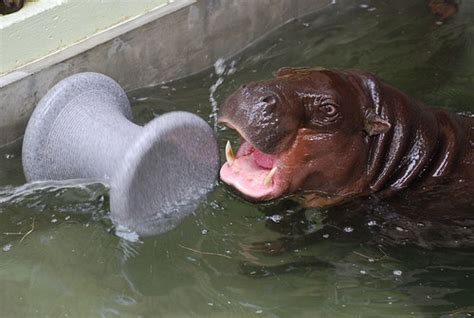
[1,0,474,316]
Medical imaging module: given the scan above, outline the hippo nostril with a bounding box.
[262,95,277,105]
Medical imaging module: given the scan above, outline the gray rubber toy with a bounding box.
[22,72,219,236]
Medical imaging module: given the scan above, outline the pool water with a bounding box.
[1,0,474,317]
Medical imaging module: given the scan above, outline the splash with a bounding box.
[209,58,237,128]
[0,179,109,214]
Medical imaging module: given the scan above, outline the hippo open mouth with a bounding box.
[217,68,378,203]
[220,140,284,200]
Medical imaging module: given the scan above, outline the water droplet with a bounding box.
[201,229,208,235]
[267,214,283,223]
[227,60,237,75]
[344,226,354,233]
[214,58,226,76]
[209,201,222,210]
[393,270,402,276]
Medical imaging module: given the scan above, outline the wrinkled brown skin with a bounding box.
[0,0,24,15]
[218,67,474,211]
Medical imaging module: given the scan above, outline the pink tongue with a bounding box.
[236,142,276,169]
[252,149,276,169]
[236,142,254,157]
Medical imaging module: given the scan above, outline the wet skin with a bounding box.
[218,67,474,208]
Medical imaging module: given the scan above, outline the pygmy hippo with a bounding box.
[218,67,473,209]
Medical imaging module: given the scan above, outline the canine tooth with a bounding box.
[225,140,235,164]
[263,166,278,186]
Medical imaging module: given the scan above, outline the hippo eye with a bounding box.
[321,104,338,116]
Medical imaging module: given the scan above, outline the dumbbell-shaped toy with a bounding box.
[22,73,219,236]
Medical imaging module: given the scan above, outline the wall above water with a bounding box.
[0,0,169,75]
[0,0,335,146]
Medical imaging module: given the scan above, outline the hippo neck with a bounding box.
[366,85,466,194]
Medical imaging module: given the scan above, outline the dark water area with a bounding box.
[1,0,474,317]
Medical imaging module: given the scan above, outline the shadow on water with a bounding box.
[1,0,474,316]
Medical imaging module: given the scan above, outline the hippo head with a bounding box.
[218,67,393,206]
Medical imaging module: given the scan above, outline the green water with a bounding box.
[1,0,474,317]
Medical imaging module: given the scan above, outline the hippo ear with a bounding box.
[364,109,391,136]
[273,67,325,78]
[348,69,391,135]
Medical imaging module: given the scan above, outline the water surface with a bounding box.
[1,0,474,317]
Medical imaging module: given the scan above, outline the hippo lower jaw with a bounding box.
[219,141,288,200]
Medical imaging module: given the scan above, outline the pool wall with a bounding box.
[0,0,170,74]
[0,0,334,146]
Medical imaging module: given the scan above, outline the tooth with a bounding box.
[263,166,278,186]
[225,140,235,165]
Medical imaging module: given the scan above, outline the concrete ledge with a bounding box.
[0,0,333,146]
[0,0,170,74]
[0,0,195,87]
